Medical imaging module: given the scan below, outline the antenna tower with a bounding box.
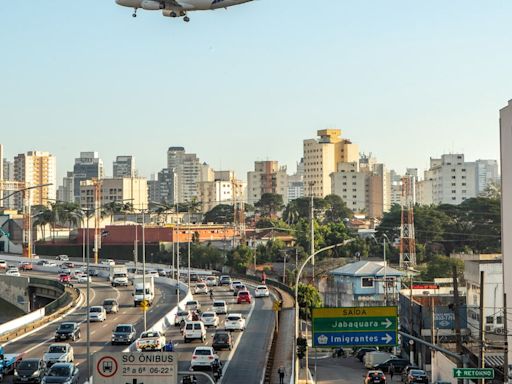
[400,175,416,268]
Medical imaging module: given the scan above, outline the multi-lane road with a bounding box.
[0,264,277,384]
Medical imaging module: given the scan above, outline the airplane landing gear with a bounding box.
[132,8,137,17]
[184,16,190,22]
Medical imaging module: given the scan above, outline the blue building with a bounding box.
[323,260,403,307]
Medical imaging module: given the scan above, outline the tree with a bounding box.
[203,204,234,224]
[322,194,353,223]
[190,243,224,269]
[419,255,464,281]
[255,193,284,217]
[226,245,255,273]
[297,283,322,319]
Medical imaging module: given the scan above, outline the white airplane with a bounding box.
[116,0,253,22]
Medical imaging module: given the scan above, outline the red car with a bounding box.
[59,274,71,284]
[237,290,252,304]
[19,262,33,271]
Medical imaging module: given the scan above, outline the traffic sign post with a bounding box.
[140,300,149,312]
[452,368,494,379]
[312,306,398,348]
[93,352,178,384]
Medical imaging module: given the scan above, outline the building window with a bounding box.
[451,176,456,179]
[361,277,374,288]
[451,183,456,186]
[497,316,503,324]
[486,316,494,324]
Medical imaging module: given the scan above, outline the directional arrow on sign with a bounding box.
[381,319,392,328]
[381,334,393,344]
[456,370,462,376]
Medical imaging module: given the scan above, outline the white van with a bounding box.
[364,351,397,369]
[183,321,206,343]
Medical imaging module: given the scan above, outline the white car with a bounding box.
[100,259,115,266]
[254,285,270,298]
[0,260,7,270]
[174,310,192,326]
[75,273,91,283]
[212,300,227,315]
[136,330,166,352]
[224,313,246,332]
[43,343,74,366]
[6,268,20,277]
[185,300,201,312]
[183,321,207,343]
[190,346,219,370]
[200,311,219,328]
[146,270,159,278]
[194,283,209,295]
[89,306,106,322]
[56,255,69,261]
[58,266,71,275]
[231,280,242,292]
[204,276,218,287]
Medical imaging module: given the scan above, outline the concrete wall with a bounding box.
[432,351,457,384]
[0,275,30,313]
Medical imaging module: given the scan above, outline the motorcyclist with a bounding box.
[211,358,223,382]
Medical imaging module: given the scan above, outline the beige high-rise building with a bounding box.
[199,171,245,213]
[247,161,289,205]
[13,151,56,209]
[80,177,148,211]
[303,129,359,197]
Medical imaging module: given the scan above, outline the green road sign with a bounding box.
[452,368,494,379]
[312,306,399,348]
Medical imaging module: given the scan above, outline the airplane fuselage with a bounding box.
[116,0,252,12]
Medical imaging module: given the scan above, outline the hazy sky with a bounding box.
[1,1,511,182]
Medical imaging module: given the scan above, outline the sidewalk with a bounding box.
[271,287,295,384]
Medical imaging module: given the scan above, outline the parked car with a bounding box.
[364,370,386,384]
[88,306,106,322]
[224,313,246,331]
[373,358,410,373]
[54,322,80,342]
[19,262,33,271]
[175,310,192,326]
[103,298,119,314]
[136,330,166,352]
[212,300,227,315]
[55,255,69,261]
[183,321,207,343]
[14,358,46,384]
[212,331,232,351]
[254,285,269,298]
[200,311,219,328]
[190,347,219,370]
[111,323,136,345]
[237,290,252,304]
[43,344,74,367]
[194,283,209,295]
[405,369,428,384]
[41,363,78,384]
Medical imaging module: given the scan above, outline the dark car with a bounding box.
[190,274,200,282]
[212,331,233,351]
[111,324,136,345]
[356,348,377,362]
[405,369,428,384]
[41,363,79,384]
[401,365,421,381]
[374,358,410,373]
[54,322,80,342]
[14,358,46,383]
[364,370,386,384]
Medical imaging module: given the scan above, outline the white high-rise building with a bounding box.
[475,159,499,195]
[247,161,289,205]
[80,177,148,211]
[199,171,245,213]
[288,159,304,202]
[113,156,136,178]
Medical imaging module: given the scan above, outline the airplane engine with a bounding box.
[162,9,179,17]
[140,0,164,10]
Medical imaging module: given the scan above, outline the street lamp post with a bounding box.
[293,239,355,384]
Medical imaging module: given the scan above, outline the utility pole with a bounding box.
[409,274,414,365]
[479,271,485,384]
[504,293,509,384]
[431,296,436,382]
[452,265,464,384]
[309,182,315,283]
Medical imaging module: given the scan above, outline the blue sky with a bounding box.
[1,1,511,181]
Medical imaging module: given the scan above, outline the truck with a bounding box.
[363,351,397,369]
[0,346,23,381]
[133,276,155,307]
[109,265,128,287]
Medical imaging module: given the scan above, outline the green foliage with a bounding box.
[419,255,464,281]
[226,245,255,273]
[190,243,224,269]
[203,204,234,224]
[297,283,322,319]
[255,193,285,217]
[255,239,286,263]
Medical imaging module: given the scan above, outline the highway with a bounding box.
[2,269,178,384]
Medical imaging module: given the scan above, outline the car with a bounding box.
[88,268,99,276]
[73,272,91,283]
[58,266,71,275]
[374,358,410,373]
[405,369,429,384]
[401,365,421,382]
[356,347,377,362]
[88,306,106,322]
[54,322,80,342]
[61,262,75,269]
[185,300,201,311]
[0,260,7,270]
[38,260,57,267]
[136,330,166,352]
[100,259,115,266]
[43,343,74,367]
[175,310,192,326]
[212,331,232,351]
[19,262,33,271]
[237,290,252,304]
[157,268,167,277]
[231,280,242,292]
[146,269,159,278]
[56,255,69,261]
[190,347,219,370]
[219,275,232,286]
[111,323,136,345]
[212,300,227,315]
[13,358,46,384]
[194,283,209,295]
[183,321,207,343]
[6,268,21,276]
[103,298,119,314]
[200,311,219,328]
[204,276,218,287]
[41,363,79,384]
[254,285,270,298]
[233,283,247,296]
[364,370,386,384]
[224,313,246,331]
[190,273,200,282]
[58,274,71,284]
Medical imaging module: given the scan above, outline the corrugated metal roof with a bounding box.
[329,260,404,277]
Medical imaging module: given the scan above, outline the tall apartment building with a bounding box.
[13,151,57,209]
[287,159,304,202]
[113,156,136,178]
[166,147,213,203]
[199,171,245,213]
[56,172,75,203]
[303,129,359,197]
[475,159,499,195]
[80,177,148,211]
[2,158,14,209]
[147,168,178,205]
[247,161,289,206]
[72,152,104,203]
